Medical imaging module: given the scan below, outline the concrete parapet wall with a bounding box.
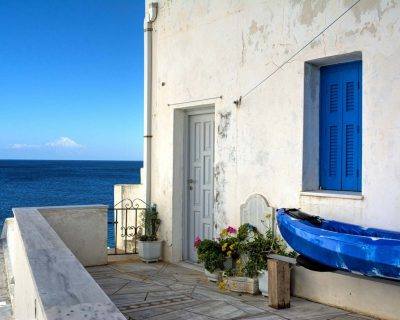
[2,217,42,320]
[114,184,145,206]
[2,206,125,320]
[39,205,108,266]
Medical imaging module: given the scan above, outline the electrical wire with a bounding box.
[168,95,223,107]
[234,0,362,106]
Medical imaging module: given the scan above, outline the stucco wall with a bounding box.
[38,205,108,266]
[291,264,400,320]
[147,0,400,261]
[114,184,145,253]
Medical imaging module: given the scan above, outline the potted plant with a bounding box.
[138,205,162,263]
[219,226,239,269]
[221,224,261,294]
[210,222,296,295]
[195,237,224,282]
[223,258,260,295]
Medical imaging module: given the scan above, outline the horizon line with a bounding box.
[0,159,143,162]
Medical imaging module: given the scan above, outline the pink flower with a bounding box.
[194,236,201,248]
[227,226,237,234]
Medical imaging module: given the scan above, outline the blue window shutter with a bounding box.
[320,73,342,190]
[341,62,362,191]
[320,61,362,192]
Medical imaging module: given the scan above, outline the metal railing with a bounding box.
[108,198,150,255]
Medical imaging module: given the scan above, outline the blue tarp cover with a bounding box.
[277,208,400,280]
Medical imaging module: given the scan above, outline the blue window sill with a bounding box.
[300,190,363,200]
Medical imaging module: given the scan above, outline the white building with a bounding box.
[113,1,400,317]
[116,0,400,263]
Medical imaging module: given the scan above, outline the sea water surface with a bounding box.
[0,160,142,246]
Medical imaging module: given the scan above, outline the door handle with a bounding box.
[188,179,195,190]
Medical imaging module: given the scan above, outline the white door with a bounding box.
[187,112,214,262]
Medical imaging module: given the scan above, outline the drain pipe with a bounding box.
[143,2,158,205]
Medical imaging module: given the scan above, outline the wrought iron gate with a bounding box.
[108,198,149,255]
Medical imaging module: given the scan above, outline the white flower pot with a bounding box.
[258,269,268,296]
[138,240,162,263]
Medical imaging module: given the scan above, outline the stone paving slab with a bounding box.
[86,258,377,320]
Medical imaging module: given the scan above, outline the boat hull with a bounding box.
[277,209,400,280]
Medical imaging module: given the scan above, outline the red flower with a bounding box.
[227,226,237,234]
[194,236,201,248]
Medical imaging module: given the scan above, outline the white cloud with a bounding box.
[45,137,83,148]
[10,143,40,149]
[9,137,83,150]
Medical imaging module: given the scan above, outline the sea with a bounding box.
[0,160,142,247]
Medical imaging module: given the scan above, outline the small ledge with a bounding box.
[300,190,364,200]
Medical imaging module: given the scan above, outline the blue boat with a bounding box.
[277,208,400,280]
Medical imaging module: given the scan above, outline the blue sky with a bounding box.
[0,0,144,160]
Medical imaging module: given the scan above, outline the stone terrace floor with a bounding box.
[86,257,376,320]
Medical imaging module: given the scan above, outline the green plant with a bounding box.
[234,257,245,276]
[240,233,270,277]
[265,228,297,258]
[196,223,297,280]
[237,223,258,241]
[237,226,297,278]
[140,205,160,241]
[220,236,239,259]
[284,250,298,258]
[196,239,224,273]
[223,268,234,277]
[243,258,259,278]
[139,234,158,241]
[219,226,240,260]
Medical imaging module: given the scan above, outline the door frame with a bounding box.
[182,106,215,261]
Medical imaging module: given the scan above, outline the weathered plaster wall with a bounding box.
[147,0,400,261]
